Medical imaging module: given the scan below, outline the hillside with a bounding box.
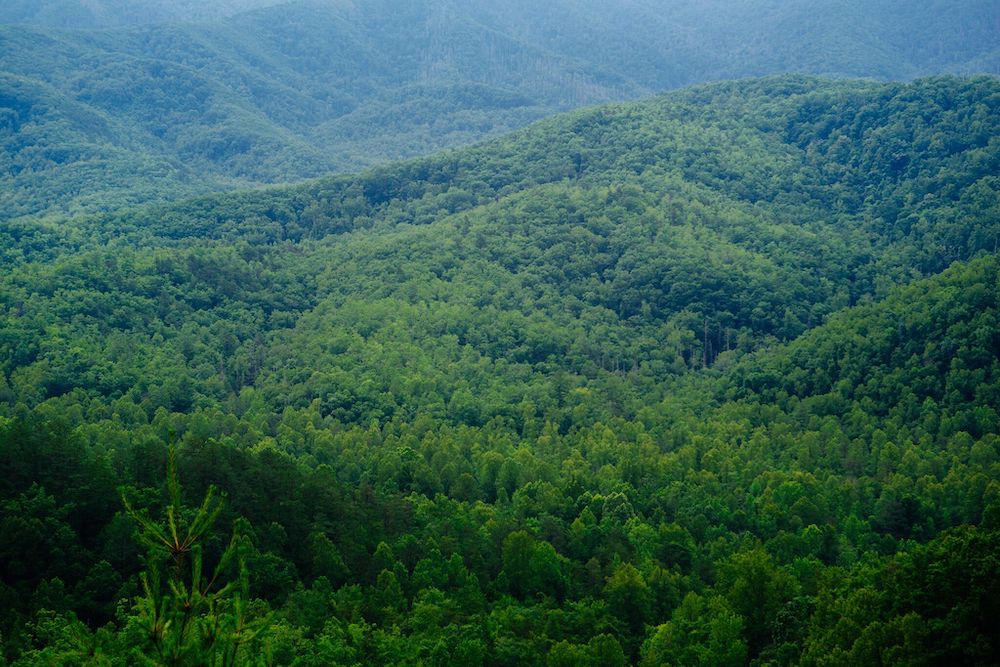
[0,76,998,664]
[2,0,999,220]
[0,0,284,27]
[4,76,998,417]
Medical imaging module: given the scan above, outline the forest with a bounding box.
[2,0,999,220]
[1,75,998,665]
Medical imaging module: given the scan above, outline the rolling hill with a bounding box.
[0,74,998,665]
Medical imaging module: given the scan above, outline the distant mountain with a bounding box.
[0,0,286,28]
[2,0,998,220]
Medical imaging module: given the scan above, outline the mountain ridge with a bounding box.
[3,0,998,221]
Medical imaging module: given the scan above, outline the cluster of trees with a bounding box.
[3,0,999,220]
[0,76,998,664]
[2,257,997,665]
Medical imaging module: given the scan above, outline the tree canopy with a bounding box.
[1,75,998,665]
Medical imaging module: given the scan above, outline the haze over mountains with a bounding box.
[0,0,286,28]
[2,0,999,220]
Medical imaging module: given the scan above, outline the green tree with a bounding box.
[119,446,264,666]
[717,549,799,658]
[500,531,567,600]
[641,592,747,667]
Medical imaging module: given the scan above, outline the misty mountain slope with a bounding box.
[1,76,999,665]
[0,1,638,219]
[0,0,287,28]
[2,0,999,220]
[0,71,228,218]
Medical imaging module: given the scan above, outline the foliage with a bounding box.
[0,76,998,664]
[2,0,999,219]
[119,446,263,666]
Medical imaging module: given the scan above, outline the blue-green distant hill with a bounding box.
[2,0,998,219]
[0,0,283,27]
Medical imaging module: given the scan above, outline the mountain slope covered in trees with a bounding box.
[2,0,999,220]
[1,76,999,664]
[0,0,282,28]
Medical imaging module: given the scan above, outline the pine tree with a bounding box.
[120,445,265,666]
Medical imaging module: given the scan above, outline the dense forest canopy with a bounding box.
[1,75,999,665]
[1,0,998,220]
